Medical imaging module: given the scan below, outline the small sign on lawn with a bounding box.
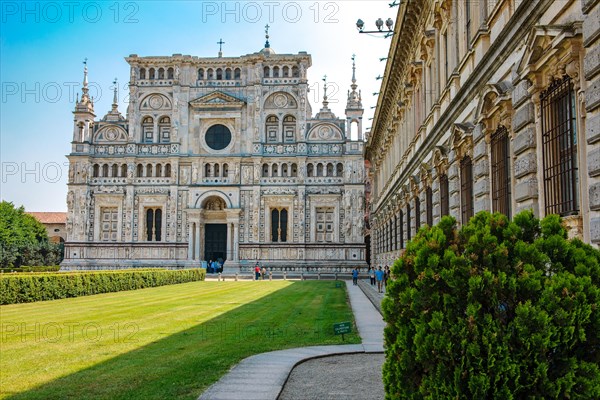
[333,321,352,340]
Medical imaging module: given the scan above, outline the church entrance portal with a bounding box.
[204,224,227,264]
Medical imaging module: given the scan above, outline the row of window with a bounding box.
[204,163,229,178]
[307,163,344,178]
[139,68,175,80]
[92,163,170,178]
[263,65,300,78]
[262,163,298,178]
[198,67,242,81]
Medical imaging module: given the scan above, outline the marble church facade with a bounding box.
[61,42,367,271]
[365,0,600,267]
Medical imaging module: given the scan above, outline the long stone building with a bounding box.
[61,38,367,271]
[365,0,600,267]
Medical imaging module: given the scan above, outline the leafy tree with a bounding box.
[0,201,63,268]
[383,211,600,399]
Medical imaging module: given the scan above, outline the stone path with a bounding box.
[198,280,385,400]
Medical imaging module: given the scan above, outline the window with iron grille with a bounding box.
[415,197,421,231]
[394,215,398,250]
[426,186,433,226]
[406,203,412,242]
[491,125,511,218]
[399,210,404,249]
[460,156,474,224]
[439,174,450,217]
[541,75,579,216]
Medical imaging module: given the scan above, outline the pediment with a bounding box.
[94,125,128,143]
[517,25,577,75]
[306,123,344,141]
[189,92,245,109]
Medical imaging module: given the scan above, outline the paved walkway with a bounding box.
[198,280,385,400]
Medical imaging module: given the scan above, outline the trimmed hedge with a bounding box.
[0,269,206,304]
[383,211,600,399]
[0,266,60,273]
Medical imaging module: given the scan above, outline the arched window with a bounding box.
[262,163,269,177]
[93,164,99,177]
[406,203,412,242]
[415,196,421,231]
[263,66,270,78]
[142,116,153,143]
[291,163,298,177]
[283,66,290,77]
[273,66,280,78]
[307,164,314,177]
[317,163,324,177]
[282,164,289,177]
[205,163,211,178]
[491,125,511,218]
[234,68,241,79]
[292,65,299,77]
[146,163,153,177]
[207,68,214,80]
[155,164,163,177]
[137,164,143,177]
[158,68,165,79]
[272,164,279,177]
[216,68,223,80]
[198,68,205,80]
[266,115,279,143]
[426,186,433,226]
[167,67,174,79]
[159,116,170,143]
[214,164,220,177]
[336,163,344,177]
[222,163,229,177]
[102,164,109,177]
[283,115,296,143]
[225,68,232,80]
[326,163,334,177]
[149,68,155,80]
[121,164,127,178]
[139,68,146,80]
[165,164,171,177]
[111,164,118,177]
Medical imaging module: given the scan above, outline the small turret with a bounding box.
[345,55,364,140]
[72,59,96,144]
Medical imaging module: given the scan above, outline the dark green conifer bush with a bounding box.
[383,211,600,399]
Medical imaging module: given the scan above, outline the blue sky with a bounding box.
[1,1,394,211]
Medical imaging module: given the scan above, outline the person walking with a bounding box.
[254,262,261,281]
[352,267,358,285]
[369,267,376,286]
[383,265,390,289]
[375,266,385,293]
[261,266,267,280]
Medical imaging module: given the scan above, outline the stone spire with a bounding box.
[75,58,95,114]
[315,74,336,119]
[346,54,362,110]
[103,78,125,122]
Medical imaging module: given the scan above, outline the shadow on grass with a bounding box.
[7,281,359,400]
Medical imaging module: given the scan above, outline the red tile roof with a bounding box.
[27,212,67,224]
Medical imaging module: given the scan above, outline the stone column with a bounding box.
[195,222,201,261]
[188,223,194,259]
[233,222,240,262]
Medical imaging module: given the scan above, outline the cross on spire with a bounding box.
[322,74,328,102]
[112,78,118,109]
[217,38,225,57]
[264,24,271,48]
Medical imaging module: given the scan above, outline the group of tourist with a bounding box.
[254,262,269,280]
[351,265,390,293]
[206,259,223,273]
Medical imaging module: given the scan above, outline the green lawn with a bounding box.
[0,281,359,399]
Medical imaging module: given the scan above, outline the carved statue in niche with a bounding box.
[254,165,261,181]
[233,164,240,183]
[344,217,352,237]
[127,163,134,179]
[180,167,189,184]
[357,216,364,235]
[242,165,251,184]
[192,165,199,183]
[344,190,352,212]
[68,164,75,183]
[67,191,74,210]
